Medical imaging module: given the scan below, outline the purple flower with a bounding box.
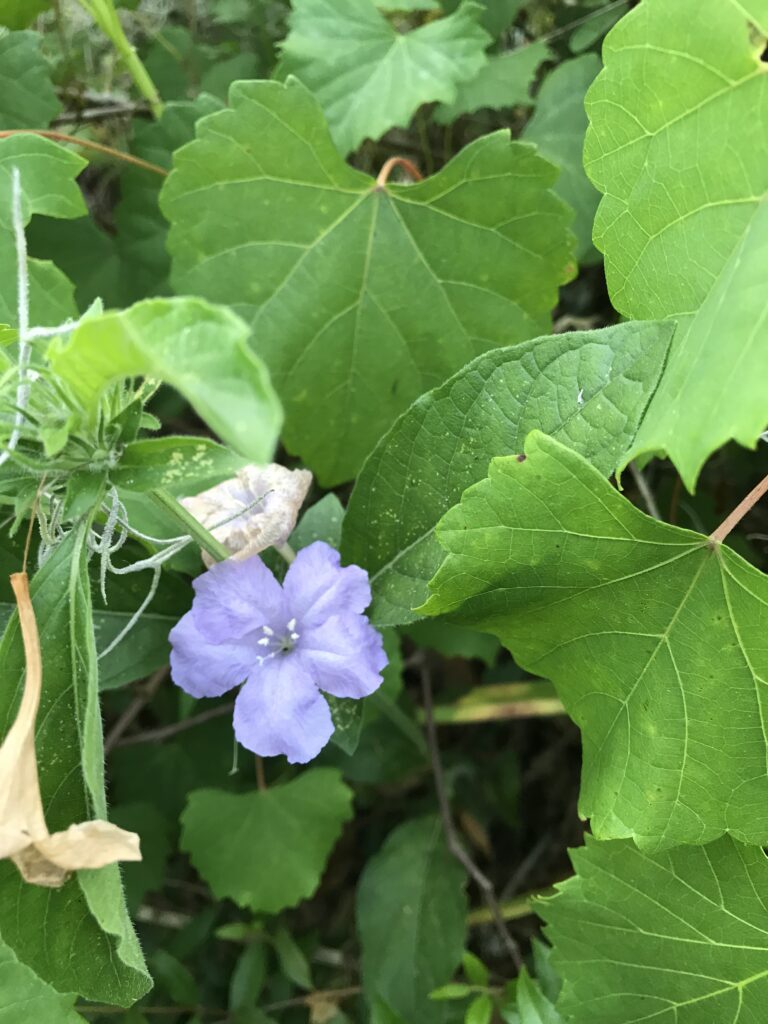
[169,542,387,764]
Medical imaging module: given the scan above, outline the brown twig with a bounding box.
[710,471,768,545]
[113,701,233,748]
[420,665,523,972]
[0,129,168,176]
[375,155,424,188]
[104,666,169,755]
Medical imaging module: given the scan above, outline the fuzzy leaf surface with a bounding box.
[48,297,282,463]
[0,135,83,325]
[357,817,467,1023]
[0,525,150,1004]
[162,79,573,485]
[585,0,768,486]
[342,321,673,626]
[281,0,489,153]
[424,432,768,850]
[181,769,353,913]
[539,835,768,1023]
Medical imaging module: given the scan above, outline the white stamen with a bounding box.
[290,632,300,641]
[257,637,271,647]
[287,618,297,632]
[261,624,274,636]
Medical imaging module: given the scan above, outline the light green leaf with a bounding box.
[0,134,84,325]
[443,0,524,37]
[466,994,493,1024]
[110,436,246,495]
[357,817,467,1023]
[281,0,489,154]
[375,0,440,9]
[516,968,562,1024]
[272,925,312,990]
[585,0,768,487]
[162,77,573,485]
[539,835,768,1023]
[423,431,768,850]
[0,0,51,28]
[114,95,223,304]
[0,937,84,1022]
[434,42,549,123]
[0,524,150,1003]
[568,2,627,53]
[342,320,673,626]
[0,31,60,128]
[523,55,601,265]
[290,494,345,552]
[181,768,354,913]
[48,297,282,463]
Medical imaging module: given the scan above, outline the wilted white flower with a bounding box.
[181,464,312,566]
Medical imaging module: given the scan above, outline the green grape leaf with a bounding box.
[0,524,150,1004]
[48,297,282,463]
[341,320,673,626]
[0,938,85,1022]
[585,0,768,487]
[181,769,354,913]
[0,31,60,128]
[516,968,563,1024]
[110,436,246,495]
[114,95,223,304]
[423,431,768,850]
[539,835,768,1023]
[0,134,84,325]
[433,42,549,123]
[281,0,490,154]
[523,55,601,265]
[443,0,524,37]
[162,78,574,485]
[357,817,467,1023]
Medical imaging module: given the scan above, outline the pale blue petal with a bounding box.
[191,555,285,643]
[233,654,334,764]
[283,542,371,627]
[170,609,253,698]
[300,614,387,699]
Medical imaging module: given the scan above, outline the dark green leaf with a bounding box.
[342,320,674,626]
[0,31,60,128]
[423,432,768,850]
[357,817,467,1023]
[181,768,354,913]
[162,78,574,484]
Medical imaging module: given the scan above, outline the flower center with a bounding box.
[255,618,301,660]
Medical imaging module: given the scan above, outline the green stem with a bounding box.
[75,0,163,118]
[150,488,230,563]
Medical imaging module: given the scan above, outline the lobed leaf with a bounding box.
[161,77,574,485]
[424,432,768,850]
[585,0,768,486]
[342,320,674,626]
[281,0,490,154]
[539,835,768,1023]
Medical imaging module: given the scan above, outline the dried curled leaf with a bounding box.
[0,572,140,888]
[182,464,313,567]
